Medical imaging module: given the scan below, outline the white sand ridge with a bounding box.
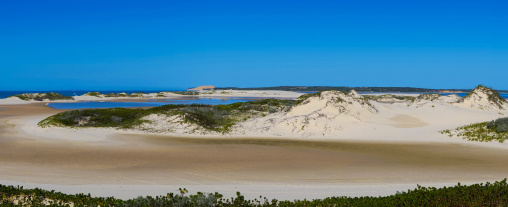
[135,113,223,136]
[406,85,507,111]
[408,94,461,108]
[128,86,508,137]
[455,85,508,110]
[238,90,378,137]
[131,90,379,137]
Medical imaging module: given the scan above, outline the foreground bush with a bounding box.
[2,179,508,206]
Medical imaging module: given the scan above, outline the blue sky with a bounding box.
[1,0,507,90]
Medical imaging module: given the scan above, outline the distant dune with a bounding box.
[188,85,216,91]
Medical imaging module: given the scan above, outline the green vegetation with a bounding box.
[38,108,148,128]
[416,93,441,101]
[38,99,297,133]
[441,117,508,143]
[129,93,145,97]
[172,91,200,96]
[487,117,508,133]
[3,179,508,206]
[295,91,322,104]
[295,90,368,105]
[84,92,148,98]
[9,92,74,101]
[83,92,102,97]
[363,94,415,102]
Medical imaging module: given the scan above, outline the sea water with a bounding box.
[47,98,254,109]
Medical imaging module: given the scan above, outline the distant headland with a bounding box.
[213,86,506,93]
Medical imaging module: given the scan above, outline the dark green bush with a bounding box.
[2,179,508,206]
[44,92,74,101]
[39,108,148,128]
[84,92,102,97]
[180,105,231,130]
[487,121,495,129]
[10,92,74,101]
[487,117,508,133]
[498,124,508,133]
[173,91,200,95]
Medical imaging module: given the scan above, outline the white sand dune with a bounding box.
[237,90,379,137]
[131,88,507,148]
[197,90,303,98]
[0,97,32,105]
[455,86,508,110]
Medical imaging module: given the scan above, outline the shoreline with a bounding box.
[0,90,305,106]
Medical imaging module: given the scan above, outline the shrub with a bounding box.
[38,108,148,128]
[498,124,508,133]
[487,117,508,133]
[487,121,495,129]
[173,91,200,96]
[84,92,102,97]
[416,93,441,101]
[444,117,508,143]
[296,91,323,104]
[9,92,74,101]
[111,116,123,123]
[2,179,508,206]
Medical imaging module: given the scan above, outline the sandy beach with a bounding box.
[2,90,508,200]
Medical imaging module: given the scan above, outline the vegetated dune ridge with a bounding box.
[130,85,508,142]
[0,90,304,105]
[188,85,216,90]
